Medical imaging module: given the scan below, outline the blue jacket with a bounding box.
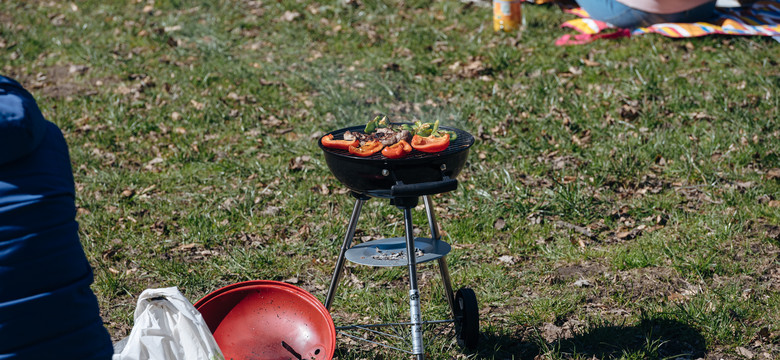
[0,76,113,359]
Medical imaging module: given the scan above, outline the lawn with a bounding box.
[2,0,779,359]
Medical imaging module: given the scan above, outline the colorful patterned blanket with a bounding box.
[553,0,780,45]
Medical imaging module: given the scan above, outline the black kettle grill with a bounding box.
[318,124,479,359]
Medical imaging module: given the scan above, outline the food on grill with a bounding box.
[342,130,375,145]
[321,134,359,150]
[375,127,413,146]
[344,128,412,147]
[411,133,450,153]
[348,140,383,157]
[321,116,454,158]
[363,115,383,133]
[381,139,412,159]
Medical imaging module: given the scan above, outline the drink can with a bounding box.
[493,0,522,32]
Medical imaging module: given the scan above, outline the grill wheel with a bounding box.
[454,287,480,349]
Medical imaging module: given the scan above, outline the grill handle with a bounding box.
[391,177,458,197]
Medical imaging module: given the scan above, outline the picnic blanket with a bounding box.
[553,0,780,45]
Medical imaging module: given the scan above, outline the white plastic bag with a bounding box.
[112,287,224,360]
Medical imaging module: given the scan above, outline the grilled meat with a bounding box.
[344,128,412,147]
[374,128,412,146]
[343,130,376,145]
[397,129,412,143]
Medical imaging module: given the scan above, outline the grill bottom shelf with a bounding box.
[345,237,451,267]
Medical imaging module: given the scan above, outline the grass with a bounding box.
[3,0,780,358]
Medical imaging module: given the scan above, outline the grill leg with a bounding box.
[423,195,457,318]
[402,203,425,360]
[324,195,366,311]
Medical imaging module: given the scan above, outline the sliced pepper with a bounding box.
[348,140,384,157]
[364,115,381,133]
[321,134,359,150]
[377,115,389,127]
[411,133,450,153]
[381,140,412,159]
[442,130,458,141]
[412,120,432,137]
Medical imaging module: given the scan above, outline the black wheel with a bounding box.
[454,287,479,349]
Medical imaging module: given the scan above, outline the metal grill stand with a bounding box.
[324,192,478,359]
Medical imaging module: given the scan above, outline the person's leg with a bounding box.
[576,0,649,28]
[664,1,718,24]
[576,0,717,28]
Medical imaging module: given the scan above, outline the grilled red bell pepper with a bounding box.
[348,140,383,157]
[410,133,450,153]
[321,134,359,150]
[381,140,412,159]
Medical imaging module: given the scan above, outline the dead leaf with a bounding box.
[571,130,591,146]
[281,11,301,21]
[573,279,591,287]
[283,277,299,284]
[261,115,283,127]
[710,152,722,162]
[164,25,181,33]
[288,155,310,171]
[620,103,640,121]
[568,236,586,248]
[50,14,66,26]
[459,58,488,78]
[768,200,780,208]
[736,347,754,359]
[144,157,164,171]
[190,99,204,110]
[175,242,199,252]
[494,217,506,231]
[766,168,780,180]
[311,183,329,195]
[581,58,600,67]
[261,206,281,216]
[735,181,753,190]
[498,255,515,265]
[382,62,400,72]
[150,220,167,235]
[68,64,89,75]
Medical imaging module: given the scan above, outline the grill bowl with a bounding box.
[318,125,475,196]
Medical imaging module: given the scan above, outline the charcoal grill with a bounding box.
[318,124,479,359]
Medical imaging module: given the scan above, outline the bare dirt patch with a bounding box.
[12,64,96,99]
[611,266,696,303]
[549,262,606,284]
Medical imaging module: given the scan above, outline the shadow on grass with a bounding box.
[333,316,705,359]
[546,317,706,359]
